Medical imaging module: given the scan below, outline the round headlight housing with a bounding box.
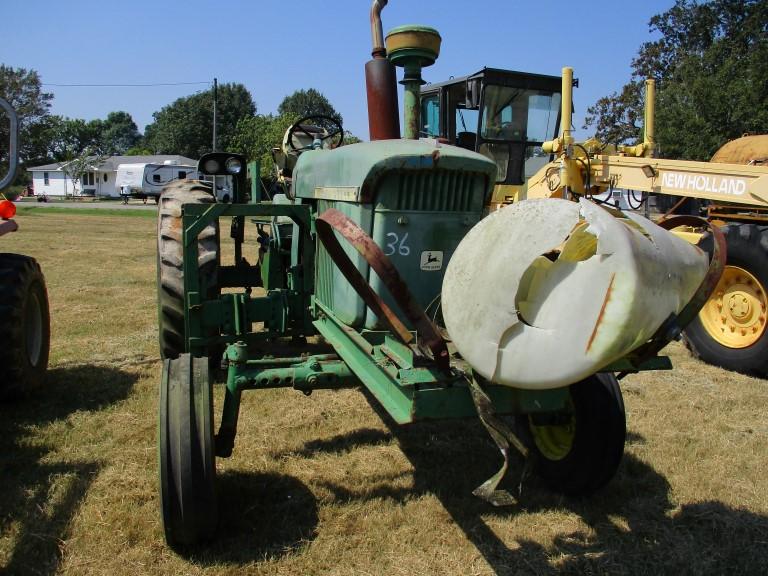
[225,157,243,175]
[202,158,221,174]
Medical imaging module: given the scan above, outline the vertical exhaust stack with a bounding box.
[366,0,400,140]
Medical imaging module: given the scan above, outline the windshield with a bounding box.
[480,85,560,143]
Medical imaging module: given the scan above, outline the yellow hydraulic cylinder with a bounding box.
[561,66,573,147]
[644,79,655,157]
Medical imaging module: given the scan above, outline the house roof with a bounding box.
[28,154,198,172]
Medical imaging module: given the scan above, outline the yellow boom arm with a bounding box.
[525,68,768,209]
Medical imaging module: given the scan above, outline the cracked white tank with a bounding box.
[441,198,709,389]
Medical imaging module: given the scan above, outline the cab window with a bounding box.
[480,85,560,143]
[421,94,440,137]
[527,93,561,142]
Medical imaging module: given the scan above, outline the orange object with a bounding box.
[0,199,16,219]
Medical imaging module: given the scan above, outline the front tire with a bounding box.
[159,353,218,547]
[683,224,768,377]
[517,373,626,496]
[0,254,51,400]
[157,180,220,360]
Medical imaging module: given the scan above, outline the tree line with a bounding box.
[0,65,350,185]
[4,0,766,182]
[584,0,768,160]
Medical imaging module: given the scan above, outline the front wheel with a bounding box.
[0,254,51,400]
[683,224,768,376]
[517,373,626,496]
[159,353,218,547]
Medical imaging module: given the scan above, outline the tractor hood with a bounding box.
[292,139,497,204]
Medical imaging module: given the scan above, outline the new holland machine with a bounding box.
[419,63,768,379]
[157,0,737,547]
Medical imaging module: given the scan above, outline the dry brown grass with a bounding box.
[1,209,767,576]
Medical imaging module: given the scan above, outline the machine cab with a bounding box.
[420,68,562,206]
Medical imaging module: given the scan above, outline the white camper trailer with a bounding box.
[115,161,198,203]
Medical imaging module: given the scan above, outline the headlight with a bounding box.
[225,157,243,175]
[203,158,221,173]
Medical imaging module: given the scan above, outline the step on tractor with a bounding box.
[419,63,768,379]
[156,0,725,547]
[0,97,51,399]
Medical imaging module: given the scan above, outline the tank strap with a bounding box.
[316,208,450,372]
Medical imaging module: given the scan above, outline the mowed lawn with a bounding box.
[1,208,767,576]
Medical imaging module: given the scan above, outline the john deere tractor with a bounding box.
[0,96,50,399]
[155,1,723,547]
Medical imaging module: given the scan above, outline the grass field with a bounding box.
[1,209,767,576]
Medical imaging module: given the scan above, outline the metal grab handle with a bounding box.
[0,97,19,191]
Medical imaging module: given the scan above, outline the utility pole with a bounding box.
[212,77,218,152]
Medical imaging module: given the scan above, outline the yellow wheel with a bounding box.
[528,404,575,461]
[683,223,768,376]
[698,266,767,348]
[517,374,625,496]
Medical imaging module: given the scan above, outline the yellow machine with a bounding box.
[522,69,768,377]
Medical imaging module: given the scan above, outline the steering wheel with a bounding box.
[286,114,344,152]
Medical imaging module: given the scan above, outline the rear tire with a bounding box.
[517,373,626,496]
[157,180,220,360]
[159,353,218,547]
[683,224,768,377]
[0,254,50,400]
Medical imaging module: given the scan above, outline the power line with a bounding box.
[42,81,211,87]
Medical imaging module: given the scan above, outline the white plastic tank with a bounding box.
[441,198,709,389]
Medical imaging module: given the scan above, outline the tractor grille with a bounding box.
[315,200,335,310]
[381,171,485,212]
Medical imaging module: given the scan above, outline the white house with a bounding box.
[27,155,198,198]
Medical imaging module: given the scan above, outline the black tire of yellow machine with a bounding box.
[159,353,218,547]
[516,373,626,497]
[0,254,50,400]
[157,180,220,360]
[683,223,768,377]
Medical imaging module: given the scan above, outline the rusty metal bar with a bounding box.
[316,208,450,372]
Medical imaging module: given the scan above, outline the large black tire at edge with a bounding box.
[157,180,220,360]
[159,353,218,547]
[683,223,768,377]
[517,373,626,497]
[0,254,50,399]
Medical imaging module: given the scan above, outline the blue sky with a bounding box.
[4,0,674,141]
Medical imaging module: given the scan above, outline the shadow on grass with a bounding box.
[302,404,768,576]
[0,364,136,576]
[184,471,319,565]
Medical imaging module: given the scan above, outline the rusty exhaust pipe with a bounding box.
[366,0,400,140]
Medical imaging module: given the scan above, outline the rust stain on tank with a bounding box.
[586,273,616,353]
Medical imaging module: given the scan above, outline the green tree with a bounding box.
[230,113,299,177]
[59,146,107,197]
[144,83,255,158]
[46,116,101,161]
[99,111,140,154]
[0,65,53,175]
[278,88,343,126]
[124,145,153,156]
[584,0,768,160]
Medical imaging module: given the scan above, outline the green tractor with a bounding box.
[156,5,724,548]
[0,96,50,399]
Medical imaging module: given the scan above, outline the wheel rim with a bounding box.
[528,408,576,461]
[699,265,768,348]
[25,290,43,366]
